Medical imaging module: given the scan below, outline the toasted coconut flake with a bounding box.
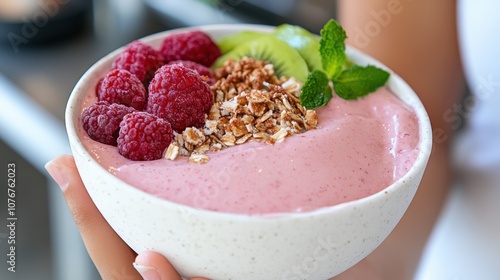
[282,96,293,111]
[183,127,205,145]
[235,133,252,145]
[169,57,318,163]
[241,114,254,124]
[164,142,180,160]
[305,110,319,129]
[208,103,221,120]
[256,109,273,124]
[247,89,270,103]
[281,77,302,97]
[271,127,289,142]
[189,153,209,164]
[220,132,236,146]
[221,99,238,113]
[230,118,248,137]
[204,120,218,135]
[215,90,224,102]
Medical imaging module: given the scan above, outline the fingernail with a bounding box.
[45,160,69,191]
[133,263,161,280]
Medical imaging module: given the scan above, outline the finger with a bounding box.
[134,251,209,280]
[134,251,181,280]
[46,155,141,280]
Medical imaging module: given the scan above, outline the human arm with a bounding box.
[335,0,465,278]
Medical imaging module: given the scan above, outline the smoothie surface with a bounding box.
[79,86,420,215]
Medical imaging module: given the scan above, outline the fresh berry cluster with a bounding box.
[82,30,220,161]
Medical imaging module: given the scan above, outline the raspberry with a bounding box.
[147,64,213,132]
[112,41,164,87]
[82,101,136,146]
[167,60,215,85]
[160,30,221,67]
[96,69,147,110]
[117,112,173,161]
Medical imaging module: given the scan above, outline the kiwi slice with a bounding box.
[274,24,322,72]
[217,31,265,54]
[214,35,309,82]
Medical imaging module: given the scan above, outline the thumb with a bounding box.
[45,154,140,279]
[134,251,209,280]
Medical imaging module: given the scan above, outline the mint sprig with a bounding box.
[300,19,391,109]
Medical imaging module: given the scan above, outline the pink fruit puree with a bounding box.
[79,87,419,215]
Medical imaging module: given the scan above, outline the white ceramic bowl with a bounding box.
[66,24,432,280]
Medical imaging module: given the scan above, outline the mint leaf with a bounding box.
[299,19,391,109]
[333,65,390,100]
[300,70,332,109]
[320,19,347,80]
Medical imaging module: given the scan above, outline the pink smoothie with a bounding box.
[79,87,419,215]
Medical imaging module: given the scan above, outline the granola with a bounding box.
[164,57,318,163]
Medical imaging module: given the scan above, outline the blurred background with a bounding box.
[0,0,498,279]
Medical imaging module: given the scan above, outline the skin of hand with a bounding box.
[45,155,208,280]
[336,0,465,279]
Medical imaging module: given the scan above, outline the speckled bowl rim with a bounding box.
[66,24,432,221]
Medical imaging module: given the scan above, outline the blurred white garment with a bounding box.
[416,1,500,279]
[455,0,500,173]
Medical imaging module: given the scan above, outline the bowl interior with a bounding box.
[66,24,432,220]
